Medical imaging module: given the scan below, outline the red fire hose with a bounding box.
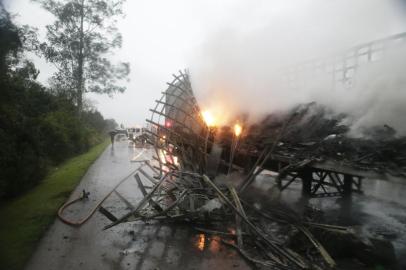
[57,168,140,226]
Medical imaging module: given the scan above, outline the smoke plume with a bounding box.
[189,0,406,136]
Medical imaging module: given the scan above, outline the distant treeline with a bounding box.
[0,7,117,199]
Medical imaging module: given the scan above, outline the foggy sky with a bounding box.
[5,0,406,130]
[5,0,254,126]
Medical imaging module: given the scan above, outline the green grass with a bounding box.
[0,139,110,270]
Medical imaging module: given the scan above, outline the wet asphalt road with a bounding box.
[25,141,249,270]
[25,140,406,269]
[252,172,406,267]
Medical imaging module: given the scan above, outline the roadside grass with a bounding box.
[0,139,110,270]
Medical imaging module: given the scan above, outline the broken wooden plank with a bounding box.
[104,172,172,230]
[229,186,246,249]
[134,173,163,212]
[99,206,118,222]
[202,175,308,269]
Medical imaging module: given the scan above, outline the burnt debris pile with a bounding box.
[236,102,406,177]
[104,165,350,269]
[100,71,401,269]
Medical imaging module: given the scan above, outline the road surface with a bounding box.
[25,140,249,270]
[25,140,406,269]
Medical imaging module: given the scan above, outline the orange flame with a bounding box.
[202,110,216,127]
[234,123,242,137]
[196,233,205,251]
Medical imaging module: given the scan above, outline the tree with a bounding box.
[0,4,22,79]
[34,0,130,113]
[0,4,119,199]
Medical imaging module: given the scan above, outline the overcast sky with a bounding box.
[5,0,260,126]
[4,0,406,128]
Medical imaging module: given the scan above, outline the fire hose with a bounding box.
[57,168,141,226]
[57,149,148,226]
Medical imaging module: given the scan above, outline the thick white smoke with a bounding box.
[189,0,406,136]
[314,46,406,136]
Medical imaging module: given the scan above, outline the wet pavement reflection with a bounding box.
[25,140,406,269]
[116,222,246,270]
[25,141,249,270]
[252,173,406,268]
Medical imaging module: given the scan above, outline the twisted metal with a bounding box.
[146,70,209,174]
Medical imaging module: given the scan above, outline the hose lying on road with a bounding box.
[57,167,143,226]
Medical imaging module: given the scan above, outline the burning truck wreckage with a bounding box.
[60,33,406,270]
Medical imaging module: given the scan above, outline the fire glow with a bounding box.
[196,233,205,251]
[234,123,242,137]
[202,110,216,127]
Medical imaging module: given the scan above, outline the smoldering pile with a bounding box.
[105,168,331,269]
[227,102,406,178]
[103,73,401,269]
[102,163,397,270]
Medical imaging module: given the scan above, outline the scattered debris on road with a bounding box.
[96,72,401,269]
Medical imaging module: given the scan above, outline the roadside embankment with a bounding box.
[0,139,110,270]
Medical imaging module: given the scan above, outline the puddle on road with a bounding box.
[117,222,249,270]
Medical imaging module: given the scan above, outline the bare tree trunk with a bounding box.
[77,0,85,116]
